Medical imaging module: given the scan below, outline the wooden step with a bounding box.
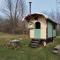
[31,40,39,43]
[29,40,40,48]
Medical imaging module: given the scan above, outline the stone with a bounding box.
[53,45,60,54]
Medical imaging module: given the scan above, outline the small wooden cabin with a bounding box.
[24,13,57,46]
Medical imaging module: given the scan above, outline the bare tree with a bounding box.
[0,0,26,33]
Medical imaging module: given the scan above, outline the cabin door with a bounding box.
[35,22,41,39]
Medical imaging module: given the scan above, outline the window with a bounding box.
[35,22,40,29]
[53,25,56,29]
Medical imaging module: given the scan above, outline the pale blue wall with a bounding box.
[47,22,56,38]
[48,22,53,38]
[34,29,40,39]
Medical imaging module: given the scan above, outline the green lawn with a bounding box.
[0,32,60,60]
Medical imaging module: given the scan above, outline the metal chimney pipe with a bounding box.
[29,1,32,14]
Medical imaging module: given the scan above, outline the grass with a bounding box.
[0,32,60,60]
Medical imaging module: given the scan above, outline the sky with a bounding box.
[0,0,60,17]
[26,0,59,14]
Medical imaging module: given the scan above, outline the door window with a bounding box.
[35,22,40,29]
